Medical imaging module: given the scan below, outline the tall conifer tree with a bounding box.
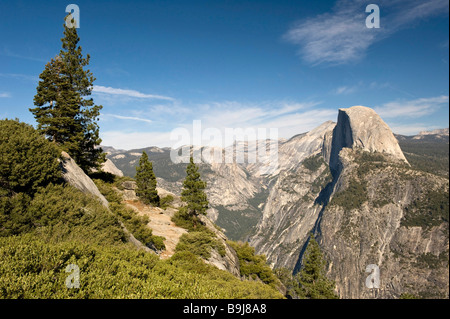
[135,151,160,206]
[296,234,339,299]
[30,16,104,172]
[180,156,209,225]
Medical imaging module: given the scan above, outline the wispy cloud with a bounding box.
[0,92,11,98]
[334,86,357,95]
[284,0,449,65]
[0,73,39,82]
[0,48,47,63]
[93,85,174,101]
[374,95,449,118]
[101,100,328,149]
[390,122,443,136]
[101,130,173,150]
[102,113,153,124]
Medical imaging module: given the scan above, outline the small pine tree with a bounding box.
[180,156,208,226]
[135,151,159,206]
[296,234,339,299]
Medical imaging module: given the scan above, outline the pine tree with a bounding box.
[180,156,209,226]
[135,151,160,206]
[30,56,81,146]
[30,16,104,172]
[296,234,339,299]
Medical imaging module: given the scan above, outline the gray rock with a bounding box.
[60,151,109,207]
[122,180,137,190]
[330,105,408,171]
[101,158,124,177]
[199,214,241,277]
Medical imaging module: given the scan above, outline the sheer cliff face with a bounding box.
[330,106,408,172]
[249,121,336,269]
[320,149,449,298]
[251,105,448,298]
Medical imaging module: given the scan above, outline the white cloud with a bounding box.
[334,86,357,95]
[102,113,153,124]
[0,92,11,98]
[284,0,449,65]
[100,100,329,149]
[0,73,39,82]
[390,123,442,136]
[101,130,173,150]
[196,100,320,130]
[374,95,449,118]
[93,85,174,101]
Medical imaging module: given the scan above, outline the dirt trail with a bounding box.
[124,200,187,259]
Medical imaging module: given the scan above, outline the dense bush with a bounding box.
[93,178,166,251]
[302,153,325,172]
[176,231,225,259]
[160,195,174,209]
[329,178,368,210]
[401,189,449,230]
[0,119,61,194]
[1,183,126,245]
[228,241,279,288]
[0,235,283,299]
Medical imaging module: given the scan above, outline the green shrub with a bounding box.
[0,183,126,245]
[176,231,225,259]
[228,241,279,288]
[0,119,61,194]
[93,179,166,251]
[302,153,324,172]
[160,195,174,209]
[0,235,283,299]
[330,178,367,210]
[172,207,207,232]
[401,189,449,229]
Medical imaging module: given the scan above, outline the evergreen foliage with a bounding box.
[29,18,104,173]
[401,189,449,230]
[135,151,160,206]
[295,235,338,299]
[180,156,208,225]
[302,153,324,172]
[176,231,225,259]
[329,178,367,210]
[0,119,61,195]
[228,241,280,288]
[93,178,165,251]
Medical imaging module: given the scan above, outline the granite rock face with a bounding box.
[250,106,448,298]
[59,151,109,207]
[101,158,124,177]
[330,106,408,171]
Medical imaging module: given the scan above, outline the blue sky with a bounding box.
[1,0,448,149]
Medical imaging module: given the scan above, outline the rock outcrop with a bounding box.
[199,214,241,277]
[330,106,408,171]
[60,151,156,254]
[59,151,109,207]
[101,158,124,177]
